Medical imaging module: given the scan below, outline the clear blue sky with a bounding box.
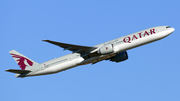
[1,0,180,101]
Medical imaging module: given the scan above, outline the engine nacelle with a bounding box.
[110,51,128,63]
[98,44,114,55]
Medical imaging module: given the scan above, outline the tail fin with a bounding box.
[9,50,39,70]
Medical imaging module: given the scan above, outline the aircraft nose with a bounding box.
[170,27,175,32]
[167,27,175,34]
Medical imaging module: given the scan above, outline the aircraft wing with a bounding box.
[42,40,97,53]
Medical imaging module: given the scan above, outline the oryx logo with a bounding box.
[10,54,33,70]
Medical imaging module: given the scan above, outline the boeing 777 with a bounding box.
[6,26,175,78]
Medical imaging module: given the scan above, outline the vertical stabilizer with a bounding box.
[9,50,39,70]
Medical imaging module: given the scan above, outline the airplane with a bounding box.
[6,26,175,78]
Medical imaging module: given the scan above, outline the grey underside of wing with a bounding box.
[42,40,97,53]
[6,69,31,74]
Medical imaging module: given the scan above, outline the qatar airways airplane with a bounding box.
[6,26,175,78]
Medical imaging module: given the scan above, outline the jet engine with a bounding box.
[110,51,128,63]
[98,44,114,55]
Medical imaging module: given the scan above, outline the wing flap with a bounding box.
[42,40,97,53]
[6,69,31,74]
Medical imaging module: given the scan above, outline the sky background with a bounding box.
[1,0,180,101]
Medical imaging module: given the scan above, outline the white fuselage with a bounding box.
[25,26,174,77]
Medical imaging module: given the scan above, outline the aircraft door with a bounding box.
[69,56,72,61]
[69,53,78,61]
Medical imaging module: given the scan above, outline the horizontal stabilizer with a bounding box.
[6,69,31,74]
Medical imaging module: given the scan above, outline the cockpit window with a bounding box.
[166,26,171,28]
